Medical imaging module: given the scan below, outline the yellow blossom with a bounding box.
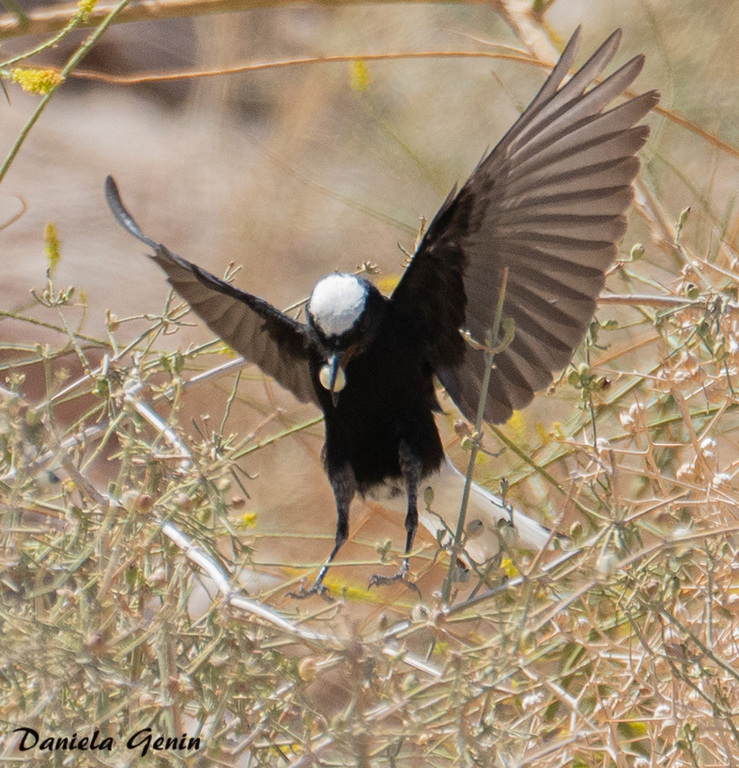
[237,512,257,530]
[44,222,61,277]
[349,60,371,92]
[535,421,552,447]
[505,410,527,442]
[500,557,519,578]
[77,0,97,20]
[10,67,64,95]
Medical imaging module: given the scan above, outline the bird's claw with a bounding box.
[287,581,334,601]
[368,566,421,596]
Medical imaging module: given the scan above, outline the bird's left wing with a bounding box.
[391,29,659,424]
[105,176,320,406]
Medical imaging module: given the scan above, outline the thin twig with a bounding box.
[441,267,509,606]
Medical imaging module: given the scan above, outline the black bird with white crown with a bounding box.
[106,28,659,596]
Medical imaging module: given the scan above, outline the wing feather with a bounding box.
[105,176,320,406]
[392,29,659,423]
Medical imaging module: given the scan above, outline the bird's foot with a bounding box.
[368,562,421,596]
[287,580,334,601]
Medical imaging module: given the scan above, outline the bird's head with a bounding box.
[307,273,383,406]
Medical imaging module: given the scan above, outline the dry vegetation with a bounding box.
[1,1,738,766]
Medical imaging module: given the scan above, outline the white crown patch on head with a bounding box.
[308,274,367,337]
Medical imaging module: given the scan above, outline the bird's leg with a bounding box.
[289,463,355,600]
[368,441,421,595]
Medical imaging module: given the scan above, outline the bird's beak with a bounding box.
[319,352,348,407]
[327,354,342,407]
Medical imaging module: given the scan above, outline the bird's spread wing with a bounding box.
[105,176,320,405]
[391,28,660,424]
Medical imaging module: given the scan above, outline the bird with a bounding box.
[105,27,658,597]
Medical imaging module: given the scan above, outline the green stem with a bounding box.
[441,267,509,606]
[1,9,81,68]
[0,0,131,187]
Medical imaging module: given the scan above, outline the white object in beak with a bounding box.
[319,362,346,393]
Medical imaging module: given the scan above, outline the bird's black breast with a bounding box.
[317,304,444,492]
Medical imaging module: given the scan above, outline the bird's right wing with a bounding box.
[105,177,320,406]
